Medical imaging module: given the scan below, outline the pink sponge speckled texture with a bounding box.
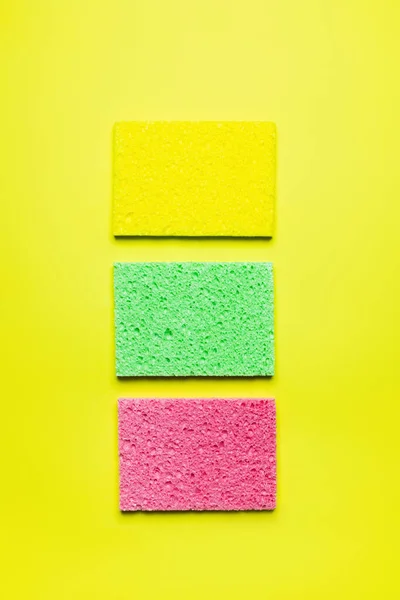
[118,398,276,511]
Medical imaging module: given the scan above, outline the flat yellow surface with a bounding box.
[1,1,400,599]
[113,121,276,236]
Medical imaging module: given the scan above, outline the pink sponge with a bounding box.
[118,398,276,511]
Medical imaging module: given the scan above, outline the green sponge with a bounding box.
[113,262,274,377]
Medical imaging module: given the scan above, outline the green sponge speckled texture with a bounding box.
[114,262,274,377]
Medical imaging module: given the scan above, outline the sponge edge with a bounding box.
[113,262,275,377]
[113,121,276,237]
[118,398,276,511]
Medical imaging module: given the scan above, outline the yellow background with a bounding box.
[1,1,399,598]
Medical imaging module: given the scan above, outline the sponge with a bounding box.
[113,121,276,237]
[118,398,276,511]
[113,262,274,376]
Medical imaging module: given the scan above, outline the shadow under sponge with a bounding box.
[118,398,276,511]
[113,262,274,376]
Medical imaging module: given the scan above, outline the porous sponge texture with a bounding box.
[118,398,276,511]
[113,121,276,237]
[114,262,274,376]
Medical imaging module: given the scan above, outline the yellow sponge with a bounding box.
[113,121,276,237]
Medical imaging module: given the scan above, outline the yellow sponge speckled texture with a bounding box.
[113,121,276,237]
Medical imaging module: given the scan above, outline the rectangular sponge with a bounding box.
[118,398,276,511]
[114,262,274,376]
[113,121,276,237]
